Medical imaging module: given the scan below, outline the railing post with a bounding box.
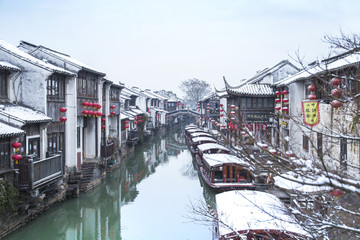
[29,158,34,190]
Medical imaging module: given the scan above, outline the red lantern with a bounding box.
[124,120,129,124]
[282,98,289,103]
[282,90,289,95]
[60,117,67,124]
[101,125,106,131]
[331,100,342,109]
[330,189,343,198]
[96,111,103,117]
[230,111,235,115]
[11,142,21,152]
[331,88,342,98]
[59,107,67,114]
[88,102,94,108]
[275,106,281,111]
[101,118,106,122]
[82,102,89,108]
[282,106,289,113]
[88,110,94,117]
[275,91,281,96]
[220,114,223,117]
[110,105,115,109]
[110,111,115,116]
[12,154,22,164]
[82,110,89,117]
[220,104,223,107]
[240,131,246,136]
[230,105,235,109]
[275,98,281,103]
[95,103,101,109]
[220,109,223,112]
[308,94,317,100]
[331,77,341,86]
[308,84,317,92]
[124,125,129,129]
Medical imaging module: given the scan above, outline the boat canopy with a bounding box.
[197,143,230,153]
[202,153,252,169]
[215,190,310,238]
[191,136,217,144]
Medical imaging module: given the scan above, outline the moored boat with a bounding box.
[213,190,312,240]
[189,136,217,153]
[195,143,231,166]
[199,153,255,192]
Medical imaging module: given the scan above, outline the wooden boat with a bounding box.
[199,153,255,192]
[195,143,231,166]
[189,136,217,154]
[213,190,312,240]
[188,131,213,140]
[185,128,208,141]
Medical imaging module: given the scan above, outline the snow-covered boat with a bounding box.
[200,153,255,192]
[213,190,312,240]
[195,143,231,166]
[189,136,217,154]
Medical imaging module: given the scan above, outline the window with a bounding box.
[0,139,10,168]
[77,71,98,98]
[110,87,120,101]
[48,133,64,154]
[340,138,347,170]
[246,98,251,108]
[257,98,263,108]
[303,135,309,151]
[77,127,81,148]
[0,70,9,100]
[47,74,65,101]
[241,98,246,109]
[28,137,40,159]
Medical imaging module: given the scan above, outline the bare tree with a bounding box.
[179,78,212,109]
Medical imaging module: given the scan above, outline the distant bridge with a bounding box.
[167,109,200,118]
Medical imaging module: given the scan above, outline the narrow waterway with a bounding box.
[4,131,213,240]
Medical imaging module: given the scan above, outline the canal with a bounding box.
[4,131,213,240]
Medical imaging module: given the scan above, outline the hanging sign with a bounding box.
[302,100,320,127]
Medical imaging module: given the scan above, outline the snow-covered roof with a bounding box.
[197,143,230,152]
[189,132,213,138]
[0,104,52,125]
[0,40,74,76]
[0,61,21,71]
[122,87,139,97]
[242,60,299,85]
[276,50,360,87]
[191,136,216,144]
[274,172,332,193]
[129,107,144,115]
[185,124,198,130]
[226,83,274,96]
[0,122,24,138]
[202,153,250,168]
[186,128,206,134]
[121,111,134,120]
[216,190,310,238]
[19,41,105,76]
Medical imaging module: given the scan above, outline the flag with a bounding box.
[302,100,320,127]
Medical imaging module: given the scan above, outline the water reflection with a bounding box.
[5,131,211,240]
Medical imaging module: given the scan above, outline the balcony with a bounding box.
[101,140,114,159]
[17,153,63,190]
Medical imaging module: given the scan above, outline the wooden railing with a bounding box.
[18,154,63,190]
[101,140,114,159]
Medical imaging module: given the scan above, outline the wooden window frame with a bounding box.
[0,70,9,100]
[47,74,66,101]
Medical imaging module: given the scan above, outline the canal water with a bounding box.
[4,131,214,240]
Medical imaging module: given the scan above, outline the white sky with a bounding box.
[1,0,359,97]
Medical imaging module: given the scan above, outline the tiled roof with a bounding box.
[19,41,105,76]
[276,49,360,87]
[0,122,24,138]
[0,40,74,76]
[0,104,52,124]
[227,84,274,96]
[0,61,21,71]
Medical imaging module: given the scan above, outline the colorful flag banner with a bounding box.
[301,100,320,127]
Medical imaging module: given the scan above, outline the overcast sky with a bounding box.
[1,0,359,97]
